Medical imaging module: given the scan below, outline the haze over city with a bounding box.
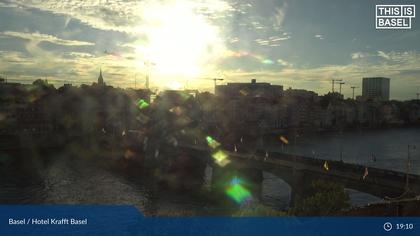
[0,0,419,100]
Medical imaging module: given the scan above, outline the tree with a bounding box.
[289,180,350,216]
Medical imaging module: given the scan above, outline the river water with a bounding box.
[262,127,420,209]
[1,127,419,215]
[266,127,420,174]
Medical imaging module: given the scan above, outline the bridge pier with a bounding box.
[287,170,312,207]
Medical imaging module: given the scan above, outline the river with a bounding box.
[1,127,419,215]
[265,127,420,174]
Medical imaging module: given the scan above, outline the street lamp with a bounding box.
[144,60,156,90]
[406,144,416,191]
[351,86,359,100]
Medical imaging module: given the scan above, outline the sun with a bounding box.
[133,0,226,88]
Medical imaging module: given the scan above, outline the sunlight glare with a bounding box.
[134,0,227,86]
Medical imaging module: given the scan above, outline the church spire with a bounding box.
[98,68,105,85]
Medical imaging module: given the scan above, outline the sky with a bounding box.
[0,0,419,100]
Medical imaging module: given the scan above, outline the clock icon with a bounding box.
[384,222,393,232]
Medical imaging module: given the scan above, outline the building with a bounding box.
[215,79,283,100]
[283,88,319,101]
[98,69,105,86]
[362,77,390,101]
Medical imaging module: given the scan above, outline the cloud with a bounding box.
[0,1,19,8]
[67,52,95,58]
[351,52,369,59]
[64,16,72,29]
[222,50,420,100]
[255,35,290,47]
[9,0,234,33]
[1,0,418,100]
[273,2,288,28]
[1,31,94,46]
[2,0,239,89]
[8,0,141,32]
[351,51,416,65]
[0,50,33,66]
[0,47,140,87]
[219,50,294,71]
[277,58,292,67]
[377,50,390,60]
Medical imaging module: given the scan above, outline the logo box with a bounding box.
[376,5,416,29]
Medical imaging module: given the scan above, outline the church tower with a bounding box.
[98,68,105,86]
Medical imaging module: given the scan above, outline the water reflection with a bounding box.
[261,172,291,210]
[346,189,383,207]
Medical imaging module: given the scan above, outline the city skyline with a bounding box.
[0,0,419,100]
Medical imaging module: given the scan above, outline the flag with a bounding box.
[363,167,369,180]
[234,145,238,152]
[323,161,329,171]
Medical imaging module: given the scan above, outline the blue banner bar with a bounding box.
[1,205,419,236]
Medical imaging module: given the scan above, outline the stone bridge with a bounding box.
[180,144,420,204]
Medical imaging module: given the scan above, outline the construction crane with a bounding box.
[338,82,345,94]
[331,79,342,93]
[212,78,224,94]
[210,78,224,87]
[205,78,224,93]
[351,86,359,100]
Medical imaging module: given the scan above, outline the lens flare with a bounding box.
[124,149,135,160]
[239,89,249,96]
[212,150,230,167]
[323,161,329,171]
[169,106,183,116]
[226,176,252,204]
[137,99,150,109]
[279,136,289,144]
[230,176,242,185]
[206,136,220,149]
[261,59,275,65]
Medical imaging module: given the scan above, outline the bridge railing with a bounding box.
[255,149,420,183]
[177,143,420,184]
